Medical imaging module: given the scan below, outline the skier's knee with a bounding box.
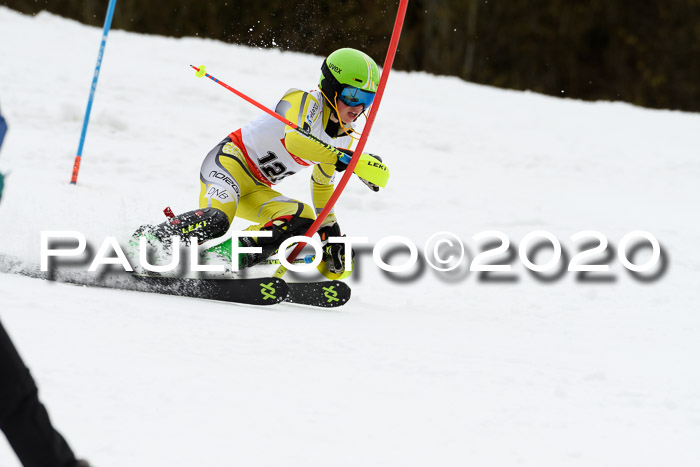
[297,203,316,222]
[238,215,314,268]
[257,215,313,247]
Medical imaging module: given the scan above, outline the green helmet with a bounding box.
[319,48,380,109]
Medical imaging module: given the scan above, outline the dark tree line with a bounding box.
[4,0,699,112]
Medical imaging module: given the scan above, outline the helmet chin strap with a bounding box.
[320,88,360,141]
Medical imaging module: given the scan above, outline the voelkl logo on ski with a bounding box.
[323,285,339,303]
[260,282,277,300]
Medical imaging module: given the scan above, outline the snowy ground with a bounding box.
[1,7,700,467]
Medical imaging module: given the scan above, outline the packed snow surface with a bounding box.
[1,7,700,467]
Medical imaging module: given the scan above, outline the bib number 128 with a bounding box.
[259,152,294,183]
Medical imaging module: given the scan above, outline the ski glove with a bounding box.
[318,222,355,274]
[335,148,353,172]
[335,151,383,192]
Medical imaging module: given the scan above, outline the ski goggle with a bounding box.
[338,86,376,108]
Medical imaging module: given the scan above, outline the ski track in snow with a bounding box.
[1,7,700,467]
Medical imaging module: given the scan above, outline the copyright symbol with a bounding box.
[424,231,465,272]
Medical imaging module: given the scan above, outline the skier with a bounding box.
[134,48,386,277]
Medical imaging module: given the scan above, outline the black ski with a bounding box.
[130,275,289,305]
[7,256,345,307]
[27,269,289,306]
[285,280,351,308]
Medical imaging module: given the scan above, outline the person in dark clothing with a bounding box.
[0,105,89,467]
[0,321,89,467]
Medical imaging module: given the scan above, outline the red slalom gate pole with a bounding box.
[275,0,410,278]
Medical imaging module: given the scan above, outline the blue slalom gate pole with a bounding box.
[70,0,118,185]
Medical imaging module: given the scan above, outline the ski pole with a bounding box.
[192,66,302,130]
[261,255,315,266]
[190,65,353,165]
[70,0,118,185]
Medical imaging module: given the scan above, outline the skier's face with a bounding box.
[336,99,363,124]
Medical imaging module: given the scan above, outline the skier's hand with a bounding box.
[358,153,382,192]
[336,152,386,192]
[335,148,353,172]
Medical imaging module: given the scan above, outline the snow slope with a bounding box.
[1,7,700,467]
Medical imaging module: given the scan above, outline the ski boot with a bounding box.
[317,222,354,280]
[129,207,230,273]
